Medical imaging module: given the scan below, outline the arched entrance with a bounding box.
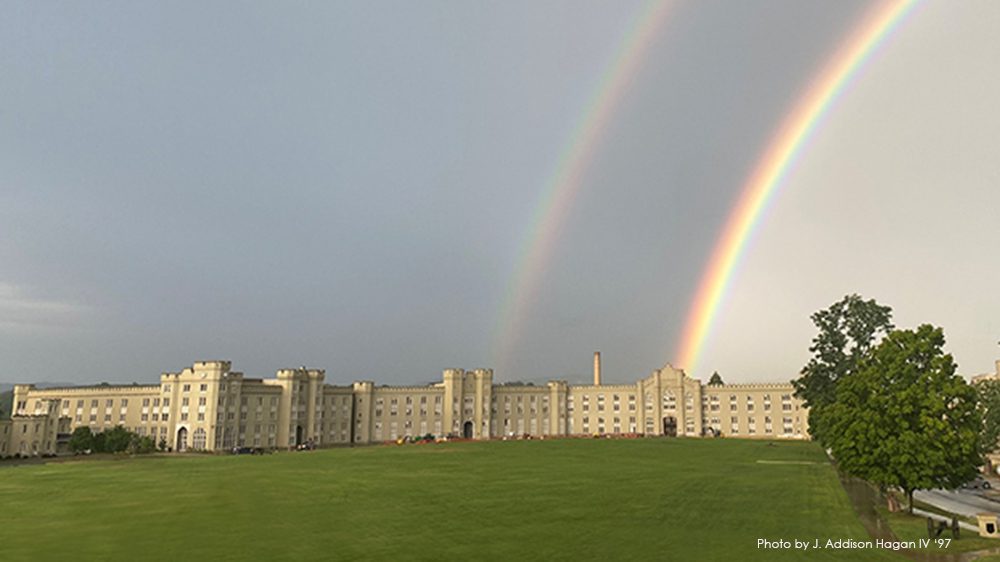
[176,427,188,452]
[662,416,677,437]
[295,425,303,446]
[462,421,473,439]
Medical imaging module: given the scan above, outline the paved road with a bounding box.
[914,489,1000,518]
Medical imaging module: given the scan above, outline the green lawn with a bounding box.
[878,508,999,554]
[0,438,903,561]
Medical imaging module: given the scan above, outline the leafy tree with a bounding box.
[707,372,724,386]
[129,435,157,454]
[975,378,1000,453]
[793,294,893,444]
[68,426,94,453]
[104,426,134,453]
[91,431,107,453]
[825,325,981,514]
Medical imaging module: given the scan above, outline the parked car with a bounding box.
[961,476,992,490]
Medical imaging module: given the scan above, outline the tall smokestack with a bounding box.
[593,352,602,386]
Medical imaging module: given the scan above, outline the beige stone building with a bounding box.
[1,357,808,456]
[971,360,1000,384]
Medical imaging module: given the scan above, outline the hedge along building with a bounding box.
[2,356,808,455]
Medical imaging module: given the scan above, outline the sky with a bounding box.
[1,1,998,386]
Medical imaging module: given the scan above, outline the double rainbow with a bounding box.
[493,0,921,379]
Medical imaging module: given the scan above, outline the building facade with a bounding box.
[2,358,808,456]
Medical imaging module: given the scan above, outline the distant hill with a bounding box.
[0,382,78,391]
[0,389,12,419]
[0,382,121,391]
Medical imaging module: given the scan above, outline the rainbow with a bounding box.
[492,0,675,374]
[674,0,921,377]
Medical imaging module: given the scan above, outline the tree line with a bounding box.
[68,426,164,455]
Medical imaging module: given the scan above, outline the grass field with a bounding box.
[0,438,909,561]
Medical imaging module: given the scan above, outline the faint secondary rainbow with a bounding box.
[492,0,675,373]
[674,0,921,377]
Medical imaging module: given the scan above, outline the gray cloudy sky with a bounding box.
[2,1,998,386]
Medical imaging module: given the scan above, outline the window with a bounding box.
[163,398,170,407]
[182,384,190,392]
[163,384,171,392]
[121,399,128,407]
[153,398,160,407]
[200,384,207,392]
[199,397,207,406]
[91,400,98,407]
[182,397,189,406]
[106,399,113,407]
[192,428,206,450]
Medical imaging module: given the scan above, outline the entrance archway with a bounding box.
[462,421,473,439]
[662,416,677,437]
[176,427,188,452]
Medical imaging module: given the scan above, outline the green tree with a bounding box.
[707,372,724,386]
[91,431,107,453]
[975,378,1000,454]
[104,426,133,453]
[68,426,94,453]
[793,294,893,444]
[825,325,981,514]
[129,435,156,454]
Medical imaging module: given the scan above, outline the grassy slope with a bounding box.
[0,439,900,561]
